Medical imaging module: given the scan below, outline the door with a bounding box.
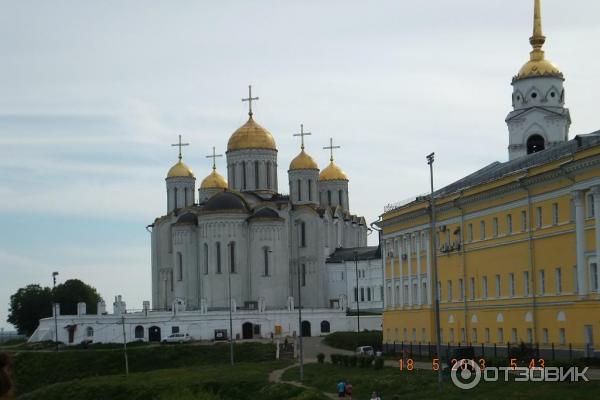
[242,322,253,339]
[301,320,311,337]
[149,326,161,342]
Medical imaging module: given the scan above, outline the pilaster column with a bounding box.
[593,187,600,266]
[382,241,388,309]
[416,232,422,306]
[573,190,588,296]
[397,238,403,308]
[407,235,413,307]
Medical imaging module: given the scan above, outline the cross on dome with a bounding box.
[171,134,189,160]
[293,124,312,150]
[206,146,223,170]
[241,85,259,117]
[323,137,341,162]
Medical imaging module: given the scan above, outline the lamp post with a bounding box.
[427,152,443,391]
[294,220,304,381]
[52,271,59,352]
[228,243,234,366]
[354,250,360,333]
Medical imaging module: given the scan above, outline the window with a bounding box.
[527,328,533,343]
[536,206,542,228]
[591,263,599,291]
[229,242,236,273]
[412,328,417,341]
[297,180,302,201]
[327,190,332,206]
[460,328,466,343]
[497,328,504,343]
[449,328,455,343]
[458,279,464,301]
[511,328,518,343]
[412,283,418,304]
[422,282,427,303]
[338,190,343,208]
[354,287,358,302]
[492,217,499,237]
[360,287,365,301]
[485,328,490,343]
[242,161,247,189]
[521,210,527,232]
[135,325,144,339]
[495,274,501,297]
[559,328,566,345]
[509,273,515,297]
[437,281,442,302]
[523,271,530,296]
[177,253,183,281]
[482,276,488,299]
[320,320,330,333]
[172,326,179,334]
[184,187,188,206]
[447,280,453,302]
[539,269,545,294]
[507,214,513,234]
[467,223,473,242]
[552,203,559,225]
[586,193,595,218]
[86,327,94,338]
[308,179,312,201]
[403,328,408,341]
[173,187,178,209]
[254,161,259,188]
[469,277,475,300]
[300,222,306,247]
[216,242,222,274]
[301,264,306,286]
[472,328,478,343]
[403,284,409,304]
[555,267,562,294]
[542,328,549,344]
[367,287,371,301]
[266,161,271,188]
[203,244,209,275]
[263,247,270,276]
[480,221,486,240]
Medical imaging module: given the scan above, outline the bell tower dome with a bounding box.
[506,0,570,160]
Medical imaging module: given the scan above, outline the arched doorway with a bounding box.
[149,326,161,342]
[320,320,330,333]
[242,322,253,339]
[135,325,144,340]
[526,134,545,154]
[301,321,311,337]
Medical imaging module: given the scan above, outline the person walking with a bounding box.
[345,381,353,399]
[336,380,346,398]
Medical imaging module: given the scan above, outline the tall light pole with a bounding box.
[354,250,360,333]
[228,243,234,366]
[294,220,304,381]
[427,152,443,391]
[52,271,59,352]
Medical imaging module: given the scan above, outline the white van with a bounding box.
[355,345,374,356]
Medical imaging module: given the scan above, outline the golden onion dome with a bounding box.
[227,116,277,151]
[319,161,348,181]
[167,160,195,179]
[513,0,563,82]
[289,150,319,171]
[200,169,228,189]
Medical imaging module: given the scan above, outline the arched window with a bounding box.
[300,222,306,247]
[177,252,183,281]
[308,179,313,201]
[297,180,302,201]
[86,326,94,337]
[173,187,178,209]
[338,190,343,208]
[327,190,332,206]
[203,243,209,275]
[301,263,306,286]
[184,187,188,205]
[229,242,236,273]
[527,134,545,154]
[216,242,222,274]
[242,161,247,189]
[254,161,259,188]
[266,162,271,188]
[320,320,331,333]
[263,247,270,276]
[134,325,144,339]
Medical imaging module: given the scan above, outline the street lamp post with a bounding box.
[52,271,59,352]
[427,152,443,391]
[228,244,234,366]
[354,251,360,333]
[294,220,304,381]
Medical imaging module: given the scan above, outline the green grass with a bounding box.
[10,342,275,395]
[323,331,382,351]
[19,362,327,400]
[281,362,600,400]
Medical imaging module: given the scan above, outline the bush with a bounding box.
[316,353,325,364]
[349,355,358,367]
[341,355,350,367]
[324,331,382,352]
[359,356,374,368]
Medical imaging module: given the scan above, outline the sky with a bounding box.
[1,0,599,331]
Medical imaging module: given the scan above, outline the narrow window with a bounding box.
[301,222,306,247]
[308,179,312,201]
[173,187,178,209]
[586,193,595,217]
[509,273,515,297]
[539,269,545,294]
[480,221,486,240]
[360,287,365,301]
[507,214,513,234]
[482,276,488,299]
[297,179,302,201]
[229,242,236,273]
[301,264,306,286]
[242,161,247,190]
[203,244,208,275]
[523,271,530,296]
[497,328,504,343]
[591,263,599,291]
[492,217,498,237]
[521,210,527,232]
[422,282,427,303]
[184,187,188,206]
[542,328,549,344]
[87,327,94,337]
[338,190,343,208]
[559,328,566,345]
[536,206,543,228]
[458,278,464,301]
[264,247,269,276]
[555,267,562,294]
[403,284,409,304]
[552,202,559,225]
[447,280,453,302]
[412,283,418,303]
[367,287,371,301]
[177,253,183,281]
[327,190,332,206]
[467,223,473,242]
[472,328,478,343]
[254,161,259,188]
[485,328,490,343]
[511,328,518,343]
[495,274,501,297]
[266,162,271,188]
[354,287,358,301]
[216,242,221,274]
[469,277,475,300]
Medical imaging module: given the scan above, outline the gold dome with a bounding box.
[200,169,228,189]
[319,161,348,181]
[289,150,319,171]
[167,160,195,179]
[227,116,277,151]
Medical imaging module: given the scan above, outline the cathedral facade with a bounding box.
[150,101,370,313]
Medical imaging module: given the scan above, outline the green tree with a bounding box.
[7,284,53,335]
[52,279,102,315]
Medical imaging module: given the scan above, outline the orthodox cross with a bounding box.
[206,146,223,170]
[241,85,259,116]
[171,134,189,160]
[323,137,340,162]
[293,124,312,150]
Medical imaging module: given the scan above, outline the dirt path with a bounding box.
[268,362,337,399]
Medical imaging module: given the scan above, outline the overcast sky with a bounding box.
[1,0,599,331]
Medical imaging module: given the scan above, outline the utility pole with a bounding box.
[354,251,360,333]
[294,220,304,381]
[228,247,234,366]
[427,152,443,391]
[121,315,129,376]
[52,271,59,352]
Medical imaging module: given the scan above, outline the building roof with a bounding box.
[326,246,381,263]
[227,116,277,151]
[203,191,248,212]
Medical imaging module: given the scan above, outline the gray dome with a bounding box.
[176,212,197,225]
[252,207,279,219]
[204,191,247,212]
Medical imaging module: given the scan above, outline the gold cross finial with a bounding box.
[241,85,259,117]
[171,134,189,161]
[323,137,341,162]
[293,124,312,150]
[205,146,223,170]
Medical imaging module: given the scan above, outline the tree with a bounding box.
[52,279,102,316]
[7,279,103,336]
[7,284,53,336]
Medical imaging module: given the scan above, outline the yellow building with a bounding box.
[375,1,600,355]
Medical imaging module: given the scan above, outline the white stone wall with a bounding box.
[288,169,319,206]
[327,259,384,311]
[318,180,349,212]
[166,176,195,213]
[227,149,278,193]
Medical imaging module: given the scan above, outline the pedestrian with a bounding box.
[336,379,346,398]
[370,391,381,400]
[345,381,353,399]
[284,337,289,351]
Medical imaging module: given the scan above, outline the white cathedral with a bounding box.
[29,91,383,345]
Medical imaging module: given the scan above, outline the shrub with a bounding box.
[349,355,358,367]
[359,356,374,368]
[373,357,384,370]
[316,353,325,364]
[323,331,382,352]
[341,355,350,367]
